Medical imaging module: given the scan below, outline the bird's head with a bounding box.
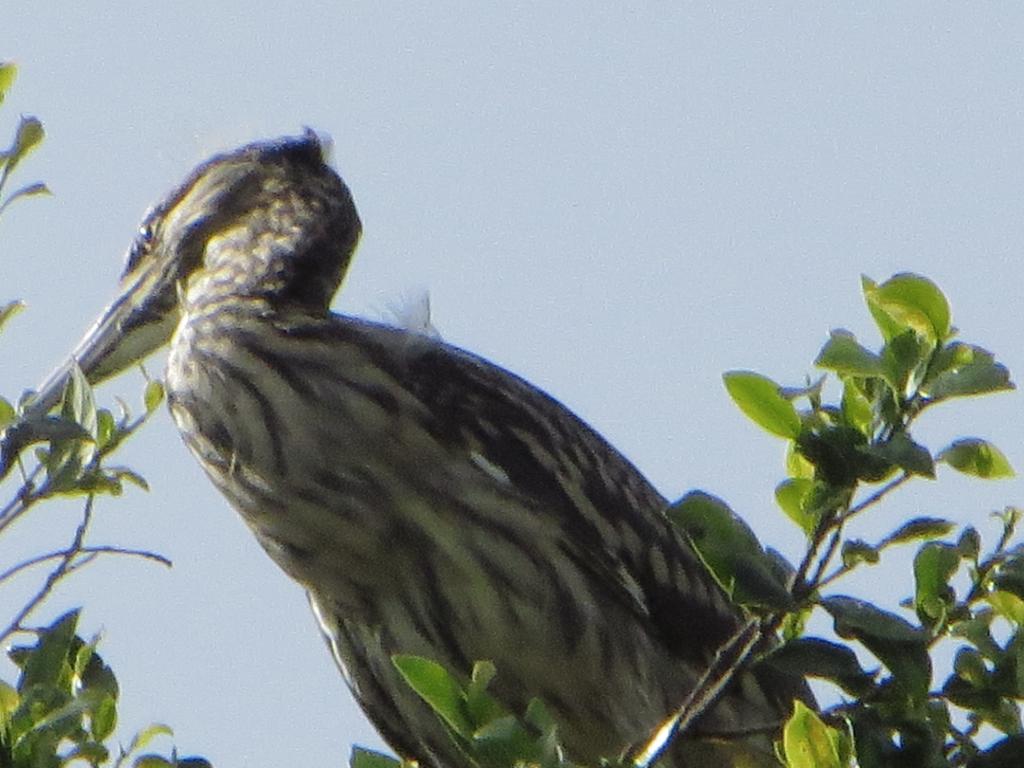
[25,131,362,416]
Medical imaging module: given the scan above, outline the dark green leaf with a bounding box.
[841,539,879,568]
[767,637,876,697]
[966,735,1024,768]
[723,370,801,439]
[924,342,1014,400]
[17,610,79,692]
[938,439,1015,479]
[823,596,928,644]
[393,655,473,737]
[815,330,883,377]
[861,432,935,478]
[958,526,981,560]
[351,747,403,768]
[823,597,932,698]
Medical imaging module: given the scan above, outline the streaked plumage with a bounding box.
[21,134,805,767]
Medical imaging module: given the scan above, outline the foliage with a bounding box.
[1,60,1020,768]
[0,63,209,768]
[376,273,1021,768]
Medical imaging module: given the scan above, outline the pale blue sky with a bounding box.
[2,4,1023,765]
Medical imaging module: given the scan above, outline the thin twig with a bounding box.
[0,545,171,586]
[0,494,95,645]
[629,618,763,767]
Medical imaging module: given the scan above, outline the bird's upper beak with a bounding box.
[22,248,183,421]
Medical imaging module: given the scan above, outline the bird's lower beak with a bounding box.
[24,289,179,420]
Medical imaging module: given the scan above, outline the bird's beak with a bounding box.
[23,267,181,420]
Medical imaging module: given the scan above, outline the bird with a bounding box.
[17,133,807,767]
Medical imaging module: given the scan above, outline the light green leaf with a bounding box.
[880,517,955,547]
[815,330,883,377]
[133,757,175,768]
[0,62,16,102]
[90,694,117,741]
[840,380,873,435]
[914,542,960,621]
[350,747,403,768]
[144,380,165,413]
[723,370,801,439]
[0,396,15,430]
[775,478,817,536]
[124,723,173,754]
[937,438,1015,479]
[865,272,951,343]
[393,655,473,737]
[782,700,843,768]
[0,299,24,332]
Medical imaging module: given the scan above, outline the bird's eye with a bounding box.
[123,221,155,275]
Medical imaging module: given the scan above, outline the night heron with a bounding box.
[18,134,806,767]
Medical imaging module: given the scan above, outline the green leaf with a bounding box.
[144,380,165,413]
[350,747,403,768]
[18,610,80,692]
[967,735,1024,768]
[4,115,44,166]
[924,343,1014,400]
[0,299,25,332]
[667,490,793,610]
[782,700,843,768]
[133,757,175,768]
[89,694,117,741]
[393,655,473,737]
[723,370,801,439]
[938,438,1015,479]
[823,597,932,700]
[815,330,883,377]
[0,62,17,102]
[880,517,956,547]
[767,637,876,697]
[0,396,15,430]
[0,182,50,211]
[865,272,951,343]
[881,329,931,395]
[914,542,960,622]
[861,432,935,478]
[840,379,874,435]
[841,539,879,568]
[124,723,173,754]
[823,596,927,644]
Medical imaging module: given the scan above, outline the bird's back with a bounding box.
[166,303,801,767]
